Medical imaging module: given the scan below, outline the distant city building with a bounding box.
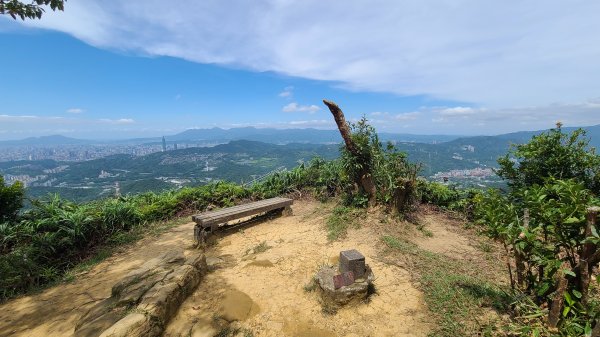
[174,143,178,150]
[162,136,167,152]
[461,145,475,153]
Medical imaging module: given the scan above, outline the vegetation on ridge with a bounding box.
[2,112,600,337]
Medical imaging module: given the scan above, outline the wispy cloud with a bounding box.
[439,107,476,116]
[278,86,294,99]
[394,112,420,121]
[0,114,65,122]
[21,1,600,108]
[430,100,600,130]
[369,111,420,121]
[100,118,135,124]
[282,102,320,114]
[227,119,334,129]
[66,108,85,114]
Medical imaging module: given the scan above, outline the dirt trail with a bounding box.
[165,202,431,337]
[412,207,479,260]
[0,201,486,337]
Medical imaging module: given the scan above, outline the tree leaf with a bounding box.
[564,217,580,224]
[585,322,592,337]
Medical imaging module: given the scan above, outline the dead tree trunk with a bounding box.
[548,266,570,329]
[581,207,600,305]
[323,99,376,206]
[515,209,529,288]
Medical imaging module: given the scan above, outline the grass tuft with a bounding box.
[303,277,318,293]
[245,241,272,256]
[326,206,364,241]
[381,235,511,337]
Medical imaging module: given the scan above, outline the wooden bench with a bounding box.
[192,197,293,243]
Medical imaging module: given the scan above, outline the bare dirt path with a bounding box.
[0,201,490,337]
[165,201,431,337]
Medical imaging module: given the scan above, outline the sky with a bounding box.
[1,0,599,140]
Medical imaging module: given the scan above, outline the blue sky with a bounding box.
[1,1,600,140]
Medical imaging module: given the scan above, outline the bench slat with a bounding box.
[192,197,293,227]
[192,198,288,221]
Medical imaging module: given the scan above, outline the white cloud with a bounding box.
[370,111,388,117]
[278,86,294,98]
[439,107,476,116]
[0,114,65,122]
[100,118,135,124]
[369,111,419,121]
[0,114,139,139]
[66,108,85,114]
[19,1,600,108]
[430,101,600,132]
[282,102,320,114]
[394,112,420,121]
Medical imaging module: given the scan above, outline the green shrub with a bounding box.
[0,175,24,223]
[338,117,421,211]
[474,126,600,335]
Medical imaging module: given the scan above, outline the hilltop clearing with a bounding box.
[0,199,506,337]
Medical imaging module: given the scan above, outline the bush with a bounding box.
[339,117,421,212]
[0,175,24,223]
[474,126,600,335]
[497,125,600,194]
[417,180,480,217]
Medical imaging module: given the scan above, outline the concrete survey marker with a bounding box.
[316,249,374,308]
[340,249,366,279]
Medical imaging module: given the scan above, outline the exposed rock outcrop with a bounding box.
[74,249,207,337]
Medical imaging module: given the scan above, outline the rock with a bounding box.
[316,265,374,308]
[74,300,125,337]
[206,256,224,269]
[190,321,218,337]
[245,259,274,268]
[139,281,183,324]
[112,269,172,306]
[168,265,202,295]
[185,254,208,273]
[98,313,160,337]
[75,249,207,337]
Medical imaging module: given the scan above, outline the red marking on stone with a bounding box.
[333,271,355,289]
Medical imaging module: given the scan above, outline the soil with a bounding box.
[0,200,491,337]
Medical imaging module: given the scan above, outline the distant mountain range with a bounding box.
[3,123,599,202]
[0,127,460,146]
[0,135,91,146]
[166,127,460,144]
[1,125,598,148]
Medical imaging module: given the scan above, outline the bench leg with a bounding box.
[282,206,293,216]
[194,225,211,247]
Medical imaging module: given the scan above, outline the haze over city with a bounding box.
[1,0,599,140]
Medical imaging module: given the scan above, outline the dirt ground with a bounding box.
[0,200,488,337]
